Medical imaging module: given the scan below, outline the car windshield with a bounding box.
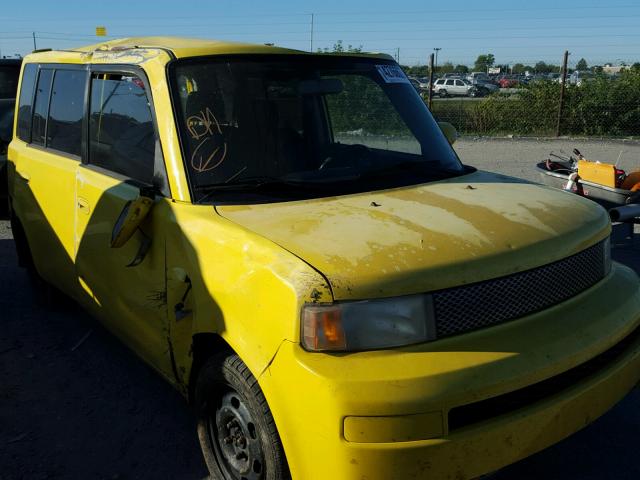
[169,55,464,203]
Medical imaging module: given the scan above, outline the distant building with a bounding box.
[602,64,625,74]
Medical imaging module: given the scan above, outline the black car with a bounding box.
[0,58,21,215]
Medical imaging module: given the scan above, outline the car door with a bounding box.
[444,79,455,94]
[74,66,173,375]
[454,79,467,95]
[10,65,87,298]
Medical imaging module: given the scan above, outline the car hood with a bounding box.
[216,170,610,300]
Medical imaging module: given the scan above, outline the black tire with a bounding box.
[439,89,448,98]
[10,212,68,308]
[195,353,290,480]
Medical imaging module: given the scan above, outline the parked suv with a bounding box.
[433,77,476,97]
[8,37,640,480]
[0,58,21,214]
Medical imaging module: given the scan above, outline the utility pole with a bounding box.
[556,50,570,137]
[32,32,37,50]
[433,47,441,74]
[310,13,314,52]
[396,47,400,64]
[428,53,435,110]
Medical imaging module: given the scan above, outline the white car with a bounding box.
[433,78,476,97]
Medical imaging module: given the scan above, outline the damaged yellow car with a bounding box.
[7,37,640,480]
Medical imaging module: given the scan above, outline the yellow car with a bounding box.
[7,37,640,480]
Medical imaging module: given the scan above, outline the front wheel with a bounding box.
[439,89,448,98]
[195,353,290,480]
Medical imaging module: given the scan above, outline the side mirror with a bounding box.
[110,189,154,248]
[438,122,458,145]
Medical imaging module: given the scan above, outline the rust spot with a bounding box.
[310,288,322,302]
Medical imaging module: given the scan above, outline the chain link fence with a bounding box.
[422,67,640,138]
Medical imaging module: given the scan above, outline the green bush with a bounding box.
[429,70,640,137]
[326,70,640,138]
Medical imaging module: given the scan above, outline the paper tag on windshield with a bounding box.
[376,64,409,84]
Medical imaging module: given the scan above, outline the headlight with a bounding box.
[301,294,435,352]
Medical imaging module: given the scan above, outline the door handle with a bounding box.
[16,169,30,182]
[77,197,90,214]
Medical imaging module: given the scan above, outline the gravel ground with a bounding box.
[1,137,639,479]
[455,136,640,182]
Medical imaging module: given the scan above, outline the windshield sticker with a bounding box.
[376,65,410,84]
[187,107,228,173]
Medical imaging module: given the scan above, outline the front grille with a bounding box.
[433,240,606,338]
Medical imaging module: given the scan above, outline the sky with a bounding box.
[1,0,639,67]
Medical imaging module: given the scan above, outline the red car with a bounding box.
[498,76,520,88]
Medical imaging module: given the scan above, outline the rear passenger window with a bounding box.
[89,73,155,183]
[48,70,85,156]
[16,64,37,142]
[31,69,53,146]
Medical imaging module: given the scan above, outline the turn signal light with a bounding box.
[302,306,347,351]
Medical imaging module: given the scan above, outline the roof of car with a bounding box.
[23,36,394,64]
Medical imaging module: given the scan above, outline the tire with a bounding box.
[195,353,290,480]
[439,89,448,98]
[10,212,67,308]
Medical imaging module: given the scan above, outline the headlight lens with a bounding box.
[301,294,435,352]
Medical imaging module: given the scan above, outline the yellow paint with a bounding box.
[219,173,609,299]
[7,38,640,479]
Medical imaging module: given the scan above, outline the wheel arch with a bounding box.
[9,202,33,268]
[188,332,235,405]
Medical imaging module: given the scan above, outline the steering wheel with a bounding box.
[319,144,372,170]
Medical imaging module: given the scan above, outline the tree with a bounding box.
[512,63,526,74]
[454,64,469,73]
[534,61,560,74]
[474,53,495,72]
[439,62,455,73]
[576,58,588,70]
[317,40,362,53]
[403,65,428,76]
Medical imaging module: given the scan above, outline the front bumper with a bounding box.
[260,263,640,479]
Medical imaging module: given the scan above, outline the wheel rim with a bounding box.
[209,391,265,480]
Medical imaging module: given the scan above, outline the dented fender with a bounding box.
[163,202,332,393]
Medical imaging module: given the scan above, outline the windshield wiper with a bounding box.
[194,176,322,203]
[194,176,295,191]
[361,160,463,179]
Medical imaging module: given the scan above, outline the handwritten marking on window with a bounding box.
[188,108,228,173]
